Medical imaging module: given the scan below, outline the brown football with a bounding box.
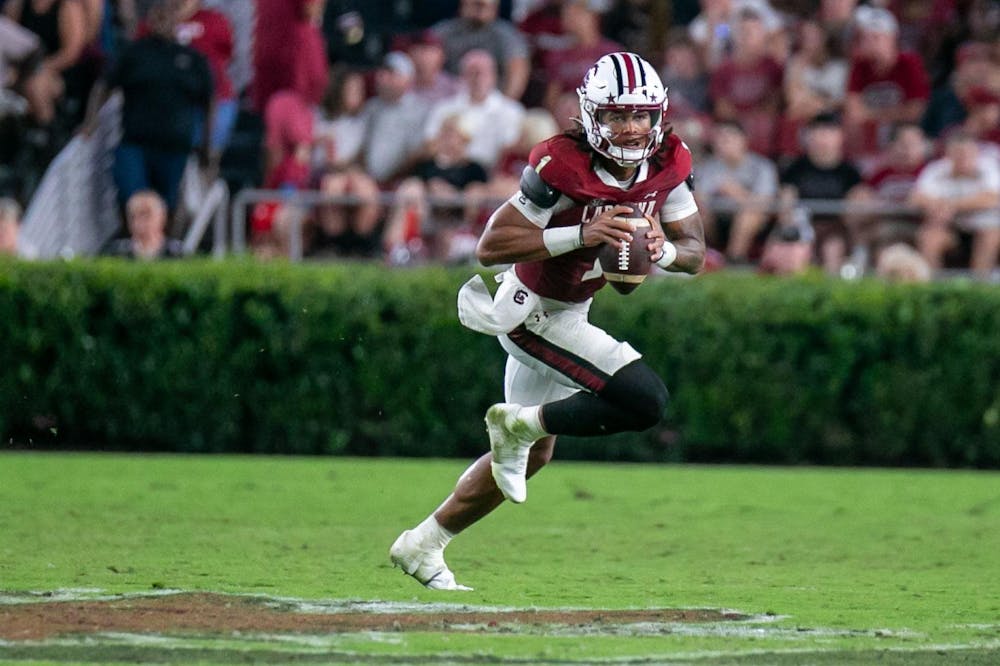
[598,216,653,295]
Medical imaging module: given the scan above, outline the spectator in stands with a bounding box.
[0,196,22,256]
[817,0,857,57]
[758,206,816,276]
[549,89,579,131]
[3,1,88,106]
[86,0,212,214]
[407,29,460,106]
[845,122,930,268]
[967,0,1000,43]
[203,0,253,97]
[783,19,848,124]
[312,66,368,173]
[780,112,862,273]
[688,0,782,70]
[80,0,103,41]
[322,2,414,69]
[603,0,658,62]
[659,30,710,120]
[311,171,381,258]
[482,106,560,201]
[424,49,525,172]
[359,51,432,186]
[174,0,235,160]
[517,0,570,107]
[709,5,784,156]
[910,132,1000,278]
[687,0,734,69]
[385,114,489,265]
[540,0,622,113]
[310,68,382,259]
[433,0,530,101]
[260,0,329,189]
[0,15,62,126]
[875,242,932,283]
[104,189,184,258]
[263,90,313,189]
[938,41,1000,135]
[942,87,1000,161]
[247,199,303,260]
[252,0,327,113]
[843,6,930,160]
[696,120,779,261]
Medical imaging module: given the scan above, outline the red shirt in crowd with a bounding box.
[866,163,925,202]
[848,52,930,110]
[177,9,235,101]
[709,56,784,112]
[542,38,625,97]
[709,56,783,154]
[291,21,329,107]
[252,0,308,111]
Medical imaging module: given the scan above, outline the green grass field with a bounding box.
[1,452,998,664]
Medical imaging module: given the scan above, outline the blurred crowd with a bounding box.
[2,0,1000,280]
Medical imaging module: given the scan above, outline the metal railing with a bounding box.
[183,178,229,258]
[225,188,943,261]
[228,188,502,260]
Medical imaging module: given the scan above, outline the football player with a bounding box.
[391,52,706,590]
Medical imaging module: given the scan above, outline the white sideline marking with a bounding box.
[0,588,186,605]
[0,588,771,622]
[4,632,999,661]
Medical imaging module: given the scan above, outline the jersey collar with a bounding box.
[594,160,649,190]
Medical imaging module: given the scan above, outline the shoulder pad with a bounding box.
[519,165,561,208]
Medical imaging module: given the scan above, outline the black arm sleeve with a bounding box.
[519,165,561,208]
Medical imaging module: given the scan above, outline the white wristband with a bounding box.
[655,240,678,269]
[542,225,583,256]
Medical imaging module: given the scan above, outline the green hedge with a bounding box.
[1,258,998,467]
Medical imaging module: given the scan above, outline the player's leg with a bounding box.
[435,435,555,533]
[390,355,570,590]
[388,438,555,591]
[496,307,668,435]
[534,359,667,436]
[484,308,669,501]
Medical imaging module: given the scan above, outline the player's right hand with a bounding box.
[581,205,638,249]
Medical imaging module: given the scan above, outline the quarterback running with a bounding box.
[390,52,706,590]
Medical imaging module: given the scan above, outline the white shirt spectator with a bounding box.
[913,154,1000,230]
[424,89,524,170]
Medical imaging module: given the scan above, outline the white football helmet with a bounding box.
[577,52,669,167]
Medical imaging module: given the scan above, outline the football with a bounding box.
[598,216,653,295]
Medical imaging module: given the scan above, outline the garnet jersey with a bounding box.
[509,133,696,302]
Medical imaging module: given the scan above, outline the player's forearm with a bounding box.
[476,223,552,266]
[662,238,704,274]
[660,212,706,274]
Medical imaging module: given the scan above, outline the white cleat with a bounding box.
[389,530,472,591]
[485,403,536,504]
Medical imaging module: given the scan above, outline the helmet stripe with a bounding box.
[609,53,625,96]
[634,53,647,88]
[620,52,637,91]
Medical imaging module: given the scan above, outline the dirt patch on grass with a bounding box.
[0,593,745,641]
